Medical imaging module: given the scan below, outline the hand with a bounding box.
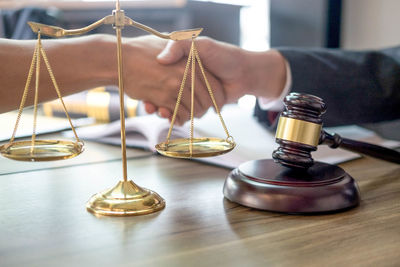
[123,36,224,125]
[121,36,193,124]
[144,37,287,121]
[144,37,245,120]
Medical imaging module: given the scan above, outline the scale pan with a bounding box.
[155,137,235,158]
[0,140,84,162]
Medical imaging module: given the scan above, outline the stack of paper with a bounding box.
[69,104,400,169]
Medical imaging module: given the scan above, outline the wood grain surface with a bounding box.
[0,145,399,267]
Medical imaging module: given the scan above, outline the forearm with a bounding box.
[0,34,117,113]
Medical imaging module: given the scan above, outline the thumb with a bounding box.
[157,40,190,65]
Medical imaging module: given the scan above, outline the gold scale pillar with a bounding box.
[85,5,165,216]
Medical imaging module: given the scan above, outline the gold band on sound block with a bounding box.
[275,117,321,147]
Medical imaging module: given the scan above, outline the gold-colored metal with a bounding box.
[124,17,202,40]
[193,43,232,139]
[165,42,193,143]
[190,39,196,156]
[115,27,128,182]
[0,140,84,162]
[113,10,125,28]
[156,137,235,158]
[9,40,38,144]
[40,37,81,142]
[27,16,114,38]
[86,180,165,216]
[0,33,84,162]
[80,3,167,216]
[31,32,41,154]
[275,117,322,147]
[28,18,202,40]
[156,39,235,158]
[4,0,233,216]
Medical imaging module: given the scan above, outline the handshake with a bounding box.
[3,32,398,128]
[138,36,287,125]
[0,34,286,122]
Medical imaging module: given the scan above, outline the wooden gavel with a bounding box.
[272,93,400,169]
[224,92,399,213]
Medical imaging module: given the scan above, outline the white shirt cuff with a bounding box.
[258,60,292,111]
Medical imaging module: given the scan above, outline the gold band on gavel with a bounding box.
[275,117,322,147]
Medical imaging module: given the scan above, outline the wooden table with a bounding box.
[0,141,399,267]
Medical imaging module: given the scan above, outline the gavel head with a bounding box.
[272,93,327,169]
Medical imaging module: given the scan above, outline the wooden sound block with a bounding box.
[223,159,360,214]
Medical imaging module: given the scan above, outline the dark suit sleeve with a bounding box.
[254,100,280,131]
[255,46,400,127]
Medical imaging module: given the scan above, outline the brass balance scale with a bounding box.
[0,0,235,216]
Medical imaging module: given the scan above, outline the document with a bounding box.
[69,104,400,169]
[0,110,93,142]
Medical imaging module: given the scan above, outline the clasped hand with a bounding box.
[140,37,249,124]
[139,37,286,124]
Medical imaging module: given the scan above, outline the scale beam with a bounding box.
[28,13,202,40]
[28,16,114,37]
[124,17,202,40]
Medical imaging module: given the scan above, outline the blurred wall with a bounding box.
[341,0,400,50]
[341,0,400,140]
[270,0,341,48]
[270,0,327,47]
[269,0,400,139]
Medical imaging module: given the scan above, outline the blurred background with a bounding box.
[1,0,399,138]
[3,0,400,50]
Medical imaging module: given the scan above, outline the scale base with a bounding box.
[223,159,360,214]
[86,180,165,216]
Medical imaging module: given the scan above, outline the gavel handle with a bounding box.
[321,130,400,164]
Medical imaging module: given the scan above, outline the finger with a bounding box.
[157,40,191,65]
[159,102,190,125]
[157,107,172,119]
[144,101,157,114]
